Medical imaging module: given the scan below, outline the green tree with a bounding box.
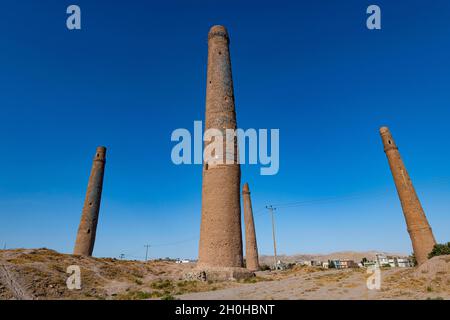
[409,253,417,267]
[428,242,450,259]
[328,260,336,269]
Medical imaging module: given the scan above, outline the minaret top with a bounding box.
[242,182,250,194]
[379,126,390,134]
[379,126,398,152]
[208,25,229,42]
[94,146,107,161]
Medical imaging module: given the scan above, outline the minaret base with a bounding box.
[185,266,254,282]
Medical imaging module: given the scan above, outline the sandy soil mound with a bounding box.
[414,255,450,279]
[0,248,193,300]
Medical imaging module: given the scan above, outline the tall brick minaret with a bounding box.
[74,146,107,256]
[380,127,436,265]
[197,26,250,279]
[242,183,260,271]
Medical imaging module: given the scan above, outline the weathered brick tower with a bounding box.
[196,26,252,280]
[242,183,260,271]
[380,127,436,265]
[74,146,107,256]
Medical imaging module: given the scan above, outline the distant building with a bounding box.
[363,260,377,268]
[374,254,412,268]
[388,257,396,268]
[328,259,337,268]
[296,260,326,268]
[328,259,358,269]
[329,259,342,269]
[322,262,329,269]
[275,260,288,270]
[311,260,323,267]
[340,259,359,268]
[297,260,312,266]
[394,257,412,268]
[175,259,191,264]
[376,254,390,267]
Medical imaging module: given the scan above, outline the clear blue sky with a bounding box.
[0,1,449,260]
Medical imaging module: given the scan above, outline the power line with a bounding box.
[111,236,200,261]
[112,178,450,261]
[151,236,198,247]
[252,207,267,217]
[273,190,390,209]
[260,177,450,212]
[254,189,392,217]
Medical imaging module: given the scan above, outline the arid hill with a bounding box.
[0,248,196,300]
[1,248,448,300]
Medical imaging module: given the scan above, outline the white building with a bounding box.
[375,254,412,268]
[363,260,376,268]
[297,260,312,266]
[395,257,412,268]
[376,254,389,267]
[388,258,396,268]
[176,259,191,264]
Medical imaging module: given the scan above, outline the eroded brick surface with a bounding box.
[242,183,260,271]
[197,26,244,271]
[73,146,107,256]
[380,127,436,265]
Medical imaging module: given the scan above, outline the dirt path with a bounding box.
[176,267,450,300]
[176,269,436,300]
[176,269,377,300]
[0,263,35,300]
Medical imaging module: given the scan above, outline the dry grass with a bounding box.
[2,249,449,300]
[0,248,195,300]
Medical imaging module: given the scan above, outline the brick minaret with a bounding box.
[197,26,250,279]
[380,127,436,265]
[74,146,107,256]
[242,183,260,271]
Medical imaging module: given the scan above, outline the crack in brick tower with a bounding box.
[73,146,107,256]
[242,183,260,271]
[197,26,244,270]
[379,127,436,265]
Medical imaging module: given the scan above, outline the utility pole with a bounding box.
[144,244,151,261]
[266,205,278,270]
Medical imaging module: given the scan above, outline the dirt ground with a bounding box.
[0,249,448,300]
[178,264,450,300]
